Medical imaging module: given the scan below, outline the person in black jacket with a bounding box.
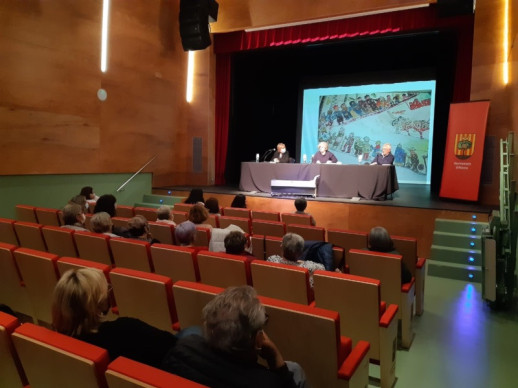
[162,286,307,388]
[271,143,290,163]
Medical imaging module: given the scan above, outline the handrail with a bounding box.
[116,155,158,192]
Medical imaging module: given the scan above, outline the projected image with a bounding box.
[300,81,436,184]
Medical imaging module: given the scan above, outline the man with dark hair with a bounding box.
[224,231,255,260]
[293,198,316,226]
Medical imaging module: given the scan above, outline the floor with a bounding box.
[387,274,518,388]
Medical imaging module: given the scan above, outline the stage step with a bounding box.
[432,231,482,250]
[427,261,482,282]
[429,245,481,266]
[434,218,488,235]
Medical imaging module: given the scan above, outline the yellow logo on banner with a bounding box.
[454,133,476,160]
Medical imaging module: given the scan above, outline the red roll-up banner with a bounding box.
[439,101,490,201]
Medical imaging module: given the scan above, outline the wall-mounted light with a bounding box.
[186,51,195,102]
[101,0,111,72]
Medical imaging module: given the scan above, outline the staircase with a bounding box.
[134,194,186,209]
[428,217,489,283]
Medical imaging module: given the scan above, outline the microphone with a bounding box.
[270,148,276,151]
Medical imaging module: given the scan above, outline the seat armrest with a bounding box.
[380,304,398,327]
[338,340,370,379]
[416,257,426,269]
[401,277,415,293]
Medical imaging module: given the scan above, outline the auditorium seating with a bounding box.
[221,207,251,219]
[115,205,135,218]
[313,271,399,388]
[0,312,27,387]
[251,234,265,259]
[148,221,175,245]
[35,207,61,226]
[172,281,221,330]
[287,224,325,241]
[111,217,129,229]
[42,225,78,258]
[194,227,211,247]
[134,206,158,222]
[74,231,113,266]
[13,221,47,251]
[151,244,199,282]
[12,323,110,388]
[14,248,59,325]
[172,210,189,223]
[105,356,208,388]
[251,260,312,304]
[281,213,312,226]
[348,249,415,348]
[252,210,280,221]
[197,250,252,288]
[56,257,111,280]
[327,228,368,265]
[251,219,286,237]
[218,216,251,233]
[173,203,193,213]
[206,214,219,227]
[0,243,34,318]
[110,268,177,333]
[15,205,38,223]
[0,218,19,245]
[109,238,153,272]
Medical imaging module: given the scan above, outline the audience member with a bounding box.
[124,215,159,244]
[267,233,324,287]
[156,205,176,225]
[90,212,118,237]
[311,141,338,164]
[367,226,412,283]
[230,194,247,208]
[80,186,99,202]
[189,204,213,230]
[184,188,205,204]
[293,197,316,226]
[52,268,197,369]
[174,221,197,246]
[161,286,306,388]
[69,195,88,213]
[94,194,117,217]
[224,230,254,260]
[204,197,221,216]
[61,204,88,231]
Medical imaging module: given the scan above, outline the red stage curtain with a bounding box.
[213,5,473,184]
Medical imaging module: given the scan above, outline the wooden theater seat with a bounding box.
[194,227,211,247]
[57,257,111,279]
[14,248,60,324]
[221,207,251,219]
[259,295,370,388]
[218,216,251,234]
[172,281,222,330]
[252,210,280,221]
[0,243,33,317]
[313,271,399,388]
[265,235,283,258]
[35,207,61,226]
[0,312,27,387]
[173,203,193,213]
[148,221,175,245]
[348,249,415,349]
[12,323,110,388]
[134,206,158,222]
[42,225,78,257]
[110,268,177,333]
[115,205,135,218]
[251,260,312,305]
[74,231,113,266]
[172,211,189,224]
[0,218,19,246]
[13,221,47,251]
[392,235,427,316]
[251,234,265,260]
[110,238,153,272]
[327,228,368,265]
[197,250,252,288]
[251,219,286,237]
[15,205,37,223]
[106,356,207,388]
[111,217,130,229]
[151,244,199,282]
[286,224,325,241]
[281,213,312,226]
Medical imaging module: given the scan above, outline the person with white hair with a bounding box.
[371,143,394,165]
[311,141,338,164]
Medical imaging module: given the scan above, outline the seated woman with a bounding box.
[90,212,118,237]
[271,142,290,163]
[267,233,324,287]
[68,195,88,214]
[204,197,221,216]
[52,268,185,369]
[60,204,88,232]
[230,194,247,208]
[80,186,99,208]
[93,194,117,217]
[311,141,338,164]
[188,204,213,230]
[224,230,254,261]
[162,285,306,388]
[156,205,176,225]
[184,188,205,204]
[174,220,209,252]
[367,226,412,284]
[124,215,159,244]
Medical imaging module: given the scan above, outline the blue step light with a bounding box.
[159,199,163,204]
[471,226,476,233]
[168,190,172,195]
[468,273,474,280]
[468,256,475,263]
[472,214,477,220]
[470,241,475,247]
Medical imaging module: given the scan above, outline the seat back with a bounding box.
[148,221,175,245]
[74,231,113,266]
[35,207,61,226]
[15,205,37,223]
[172,281,222,329]
[259,295,369,388]
[206,214,219,227]
[172,211,189,224]
[251,220,286,237]
[218,216,251,233]
[392,235,418,276]
[0,218,19,246]
[286,224,325,241]
[13,221,47,251]
[327,229,368,264]
[194,227,211,247]
[250,234,265,260]
[42,226,78,257]
[134,206,158,222]
[252,210,280,221]
[110,268,177,333]
[110,238,153,272]
[173,203,193,213]
[151,244,199,282]
[12,323,109,388]
[111,217,130,229]
[197,251,251,288]
[221,207,251,219]
[0,312,27,387]
[265,235,283,258]
[0,243,33,317]
[115,205,135,218]
[57,257,111,279]
[106,356,208,388]
[251,260,311,304]
[14,248,59,324]
[281,213,312,226]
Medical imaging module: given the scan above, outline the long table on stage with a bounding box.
[239,162,399,199]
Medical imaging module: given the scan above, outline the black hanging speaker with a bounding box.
[437,0,475,17]
[179,0,219,51]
